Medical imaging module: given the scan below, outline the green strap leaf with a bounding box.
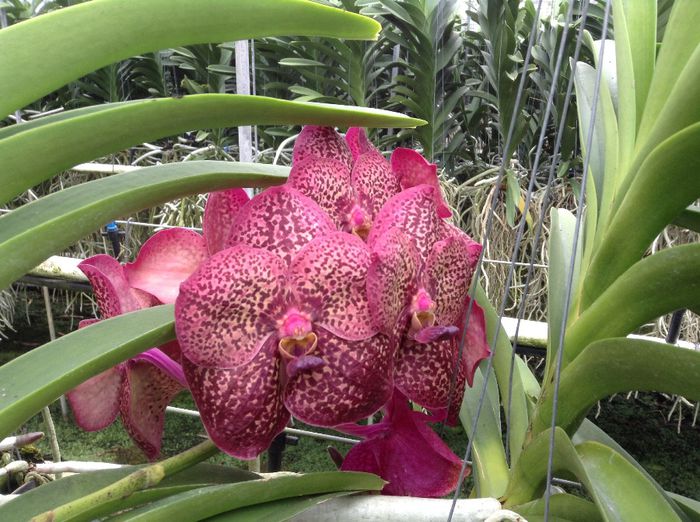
[203,492,357,522]
[568,244,700,363]
[106,472,384,521]
[672,205,700,233]
[0,305,175,440]
[0,161,288,290]
[534,338,700,436]
[581,123,700,310]
[0,0,381,118]
[512,494,602,522]
[0,463,258,521]
[0,94,423,205]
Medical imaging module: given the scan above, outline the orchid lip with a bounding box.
[346,204,372,241]
[278,332,318,360]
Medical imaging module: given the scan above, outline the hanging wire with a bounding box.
[446,2,546,518]
[543,2,612,519]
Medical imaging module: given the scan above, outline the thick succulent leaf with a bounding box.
[293,125,353,170]
[0,161,288,290]
[341,390,462,497]
[351,151,401,218]
[673,205,700,233]
[0,0,382,118]
[80,255,141,317]
[285,328,393,426]
[288,232,375,341]
[226,186,335,265]
[0,305,175,440]
[367,185,443,263]
[120,360,185,460]
[175,245,286,368]
[392,147,451,217]
[426,236,481,326]
[533,338,700,437]
[66,366,123,432]
[183,344,290,460]
[287,156,355,228]
[104,471,383,521]
[366,227,419,333]
[124,228,208,305]
[567,243,700,364]
[0,94,420,205]
[582,124,700,310]
[512,494,603,522]
[460,366,509,499]
[203,189,250,255]
[0,463,258,521]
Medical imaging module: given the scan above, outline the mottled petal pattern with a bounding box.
[183,342,290,460]
[293,126,352,170]
[203,188,250,255]
[366,227,418,334]
[426,236,481,326]
[284,327,394,426]
[67,365,123,432]
[176,245,286,368]
[367,185,443,263]
[340,390,463,497]
[79,255,140,317]
[351,151,400,218]
[394,337,458,409]
[226,186,334,265]
[120,359,185,460]
[288,232,376,341]
[392,148,452,218]
[287,157,354,229]
[345,127,374,160]
[124,228,208,304]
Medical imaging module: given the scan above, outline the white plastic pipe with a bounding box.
[288,496,506,522]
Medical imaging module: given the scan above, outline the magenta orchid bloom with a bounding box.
[175,186,395,459]
[287,126,450,240]
[123,188,249,304]
[366,186,490,424]
[336,389,464,497]
[67,255,186,460]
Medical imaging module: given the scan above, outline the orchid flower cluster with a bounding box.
[70,126,490,496]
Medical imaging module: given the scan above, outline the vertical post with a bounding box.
[41,287,63,478]
[235,40,255,200]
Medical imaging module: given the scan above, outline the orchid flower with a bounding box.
[335,389,464,497]
[67,255,186,460]
[288,126,450,240]
[176,226,395,459]
[123,188,249,304]
[366,186,490,424]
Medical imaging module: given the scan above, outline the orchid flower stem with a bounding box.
[30,439,219,522]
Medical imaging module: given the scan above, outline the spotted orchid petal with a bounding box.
[293,126,352,170]
[203,188,250,255]
[124,228,208,305]
[287,157,355,229]
[367,185,443,263]
[183,342,290,460]
[394,336,461,410]
[284,327,394,426]
[120,358,185,460]
[458,298,491,387]
[344,127,375,160]
[339,389,463,497]
[131,348,186,387]
[392,148,452,218]
[226,186,335,265]
[287,232,376,341]
[425,236,482,326]
[366,227,419,334]
[79,255,141,317]
[351,151,401,218]
[176,245,286,368]
[66,318,123,431]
